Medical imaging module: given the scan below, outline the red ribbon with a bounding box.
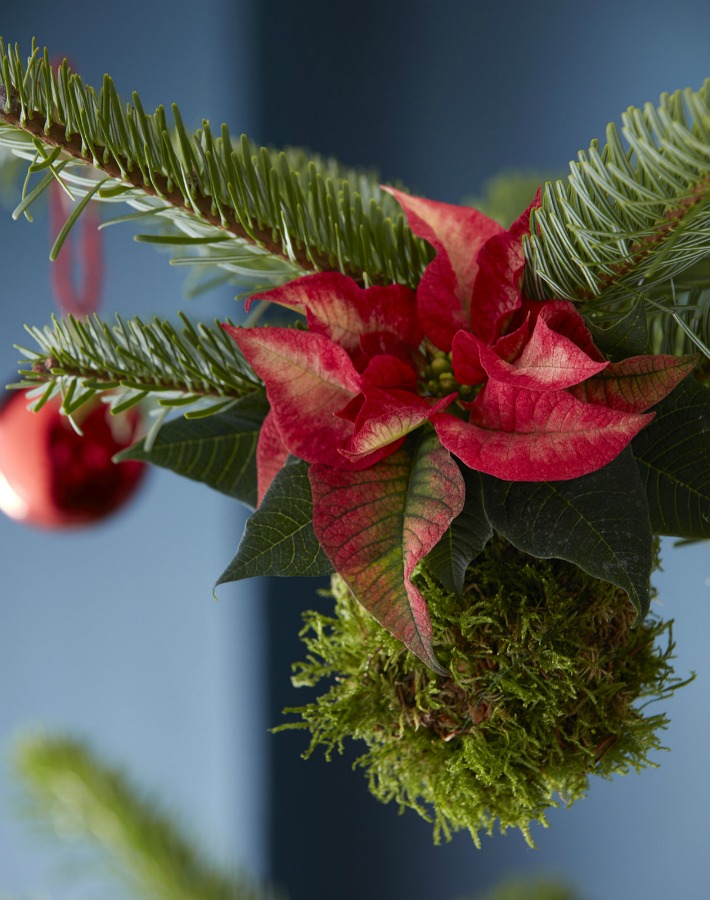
[48,55,104,317]
[49,179,104,316]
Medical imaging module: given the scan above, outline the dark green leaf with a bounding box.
[426,468,492,596]
[116,392,268,506]
[587,299,650,360]
[481,449,654,617]
[632,377,710,538]
[216,458,332,585]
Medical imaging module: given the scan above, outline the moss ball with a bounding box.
[282,538,687,845]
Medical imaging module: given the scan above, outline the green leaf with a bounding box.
[587,299,650,360]
[632,377,710,538]
[309,433,465,674]
[426,468,492,596]
[116,392,268,506]
[215,458,332,586]
[481,449,654,617]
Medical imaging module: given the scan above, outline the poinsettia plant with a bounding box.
[1,44,708,663]
[220,189,698,671]
[2,40,710,843]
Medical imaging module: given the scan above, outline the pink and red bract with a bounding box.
[223,189,696,670]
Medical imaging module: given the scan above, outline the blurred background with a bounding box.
[0,2,709,898]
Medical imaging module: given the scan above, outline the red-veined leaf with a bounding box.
[482,316,607,390]
[223,325,360,467]
[468,192,539,342]
[450,329,487,385]
[341,389,456,462]
[360,354,418,390]
[310,432,465,673]
[451,319,533,387]
[569,353,699,413]
[253,272,421,356]
[491,316,532,362]
[433,381,651,481]
[256,409,289,504]
[528,300,606,362]
[385,187,502,350]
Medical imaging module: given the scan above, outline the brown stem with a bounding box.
[25,362,256,400]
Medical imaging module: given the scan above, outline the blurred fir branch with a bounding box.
[465,876,582,900]
[10,733,582,900]
[466,170,562,228]
[12,732,283,900]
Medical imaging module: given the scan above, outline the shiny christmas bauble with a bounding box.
[0,389,146,528]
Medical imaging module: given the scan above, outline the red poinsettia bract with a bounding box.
[223,190,695,671]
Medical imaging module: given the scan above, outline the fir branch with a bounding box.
[14,313,262,417]
[12,732,281,900]
[524,80,710,315]
[0,40,431,290]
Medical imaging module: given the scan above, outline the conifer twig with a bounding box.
[14,313,262,418]
[0,41,431,290]
[0,81,313,272]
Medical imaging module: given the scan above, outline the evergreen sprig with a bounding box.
[12,732,280,900]
[14,313,261,419]
[647,278,710,362]
[524,82,710,354]
[0,38,431,292]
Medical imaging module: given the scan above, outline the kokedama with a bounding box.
[0,39,708,843]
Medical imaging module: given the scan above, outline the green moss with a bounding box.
[281,538,689,846]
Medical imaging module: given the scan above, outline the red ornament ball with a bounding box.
[0,389,146,528]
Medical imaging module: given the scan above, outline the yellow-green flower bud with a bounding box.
[430,357,452,377]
